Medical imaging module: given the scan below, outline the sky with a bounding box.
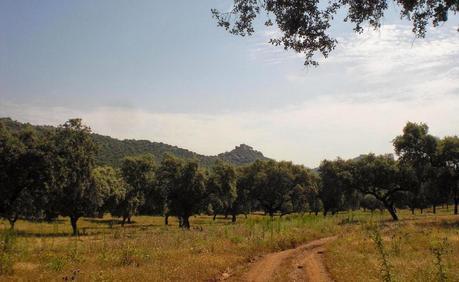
[1,1,458,167]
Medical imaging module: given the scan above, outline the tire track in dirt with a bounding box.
[231,236,337,282]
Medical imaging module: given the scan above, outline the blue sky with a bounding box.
[1,1,458,167]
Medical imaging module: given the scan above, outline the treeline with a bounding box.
[1,119,458,235]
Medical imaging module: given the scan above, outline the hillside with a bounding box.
[218,144,268,165]
[0,117,270,167]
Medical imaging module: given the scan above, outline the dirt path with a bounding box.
[233,236,337,282]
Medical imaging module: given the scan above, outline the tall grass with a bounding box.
[325,210,459,282]
[1,210,458,281]
[366,225,393,282]
[0,213,342,281]
[0,229,16,275]
[430,237,450,282]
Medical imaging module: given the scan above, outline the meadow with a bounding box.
[1,209,458,282]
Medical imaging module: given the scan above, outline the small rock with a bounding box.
[221,273,230,280]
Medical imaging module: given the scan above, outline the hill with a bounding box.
[218,144,267,165]
[0,117,270,167]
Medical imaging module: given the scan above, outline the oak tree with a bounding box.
[51,119,99,235]
[213,0,458,66]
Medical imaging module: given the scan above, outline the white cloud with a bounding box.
[2,92,459,168]
[281,25,459,104]
[327,25,459,79]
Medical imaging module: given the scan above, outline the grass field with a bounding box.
[0,209,458,281]
[326,210,459,282]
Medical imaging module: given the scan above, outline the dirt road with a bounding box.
[231,236,337,282]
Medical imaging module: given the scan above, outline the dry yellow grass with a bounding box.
[325,209,459,282]
[1,210,458,281]
[0,214,340,281]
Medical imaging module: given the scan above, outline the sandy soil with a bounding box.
[228,236,337,282]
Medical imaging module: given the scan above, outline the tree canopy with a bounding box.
[112,155,156,225]
[207,160,238,221]
[318,158,351,216]
[212,0,458,65]
[0,125,52,228]
[50,119,100,235]
[437,136,459,214]
[350,154,404,220]
[160,156,207,229]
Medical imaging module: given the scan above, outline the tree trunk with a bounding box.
[432,205,436,214]
[182,216,190,229]
[231,214,236,223]
[323,210,328,217]
[45,212,57,222]
[8,215,18,230]
[454,185,458,215]
[70,216,79,236]
[121,216,127,227]
[420,208,423,214]
[213,213,217,221]
[411,208,415,215]
[164,214,169,225]
[127,216,131,224]
[9,219,15,230]
[385,205,398,221]
[454,196,458,215]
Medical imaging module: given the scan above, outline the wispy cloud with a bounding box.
[249,28,301,65]
[282,24,459,103]
[328,25,459,79]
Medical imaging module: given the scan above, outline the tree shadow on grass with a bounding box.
[84,218,133,225]
[12,229,90,238]
[413,219,459,229]
[8,222,160,238]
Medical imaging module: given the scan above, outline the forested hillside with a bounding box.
[0,118,270,167]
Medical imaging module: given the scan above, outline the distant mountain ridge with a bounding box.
[0,117,271,167]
